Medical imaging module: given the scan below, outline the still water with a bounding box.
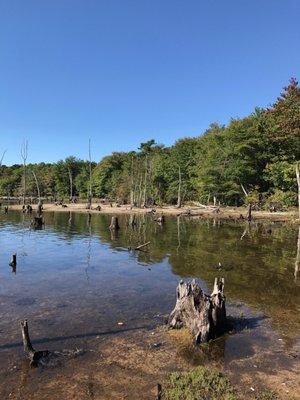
[0,211,299,396]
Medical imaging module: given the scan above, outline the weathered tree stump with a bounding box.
[156,383,162,400]
[31,216,43,229]
[109,216,120,230]
[156,215,165,224]
[20,320,49,366]
[9,254,17,267]
[37,202,43,217]
[9,254,17,273]
[168,278,226,343]
[20,320,83,368]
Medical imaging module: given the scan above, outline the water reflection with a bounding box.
[0,211,299,370]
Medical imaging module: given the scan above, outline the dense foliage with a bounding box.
[0,79,299,207]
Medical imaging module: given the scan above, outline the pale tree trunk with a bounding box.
[0,149,7,167]
[68,168,73,199]
[21,141,28,206]
[130,156,134,207]
[296,162,300,220]
[32,171,41,203]
[295,226,300,281]
[177,165,182,208]
[241,183,248,198]
[138,172,143,208]
[88,139,93,209]
[142,155,148,207]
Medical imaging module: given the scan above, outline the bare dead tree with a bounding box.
[296,162,300,220]
[0,149,7,166]
[295,225,300,281]
[88,138,93,209]
[68,167,73,200]
[240,183,248,198]
[142,154,148,208]
[32,170,41,203]
[21,140,28,206]
[130,155,134,207]
[177,165,182,208]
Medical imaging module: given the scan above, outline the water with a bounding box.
[0,211,299,398]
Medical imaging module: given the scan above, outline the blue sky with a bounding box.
[0,0,299,166]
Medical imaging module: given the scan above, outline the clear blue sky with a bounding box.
[0,0,299,166]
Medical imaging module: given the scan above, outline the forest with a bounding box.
[1,78,299,208]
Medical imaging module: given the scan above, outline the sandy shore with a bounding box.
[6,202,299,222]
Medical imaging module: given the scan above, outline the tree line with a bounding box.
[1,78,299,208]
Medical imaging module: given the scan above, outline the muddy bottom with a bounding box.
[1,314,299,400]
[0,326,179,400]
[0,213,299,399]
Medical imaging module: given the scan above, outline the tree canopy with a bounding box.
[0,79,299,208]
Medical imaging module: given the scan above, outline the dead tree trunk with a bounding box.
[295,225,300,281]
[247,202,252,221]
[296,162,300,220]
[177,165,182,208]
[32,170,41,204]
[168,278,226,344]
[31,216,43,229]
[20,320,49,366]
[21,140,28,206]
[88,138,93,210]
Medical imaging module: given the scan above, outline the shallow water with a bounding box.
[0,211,299,398]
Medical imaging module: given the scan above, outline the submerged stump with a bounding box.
[168,278,226,343]
[31,216,43,229]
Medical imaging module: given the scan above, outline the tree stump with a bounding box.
[9,254,17,267]
[31,216,43,229]
[20,320,83,368]
[109,216,120,230]
[156,215,165,224]
[20,320,49,366]
[37,202,43,217]
[168,278,226,343]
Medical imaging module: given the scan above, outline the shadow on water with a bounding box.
[0,325,153,351]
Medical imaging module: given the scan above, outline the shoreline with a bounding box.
[5,202,299,223]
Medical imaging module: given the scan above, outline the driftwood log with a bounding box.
[168,278,226,343]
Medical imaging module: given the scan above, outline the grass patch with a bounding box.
[162,366,236,400]
[255,391,279,400]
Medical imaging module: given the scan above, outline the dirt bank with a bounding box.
[6,202,300,223]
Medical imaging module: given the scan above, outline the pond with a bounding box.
[0,211,299,399]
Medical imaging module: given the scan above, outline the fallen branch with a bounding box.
[135,241,151,250]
